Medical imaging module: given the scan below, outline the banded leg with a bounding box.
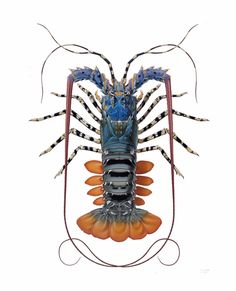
[137,146,183,178]
[30,109,100,134]
[138,109,209,134]
[138,92,187,123]
[55,145,102,178]
[77,83,102,113]
[137,84,161,113]
[39,128,101,156]
[138,128,198,155]
[51,92,100,123]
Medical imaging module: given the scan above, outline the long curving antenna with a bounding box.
[149,43,198,102]
[38,23,116,102]
[122,25,198,101]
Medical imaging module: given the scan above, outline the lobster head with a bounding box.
[101,81,136,122]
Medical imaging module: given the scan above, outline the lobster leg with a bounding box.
[30,109,100,134]
[137,145,183,177]
[138,109,209,133]
[138,128,198,155]
[55,145,102,178]
[137,85,161,113]
[137,92,187,122]
[77,84,102,112]
[39,128,101,157]
[51,92,101,123]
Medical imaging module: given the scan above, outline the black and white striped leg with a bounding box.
[137,84,161,113]
[39,128,101,156]
[30,109,100,134]
[138,128,198,155]
[55,145,102,178]
[77,83,102,113]
[51,92,100,123]
[137,146,183,178]
[138,92,187,123]
[138,109,209,134]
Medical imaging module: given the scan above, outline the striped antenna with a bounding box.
[38,24,116,102]
[122,24,198,84]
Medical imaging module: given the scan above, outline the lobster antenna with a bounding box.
[122,24,198,81]
[149,43,198,102]
[38,23,116,102]
[122,24,198,101]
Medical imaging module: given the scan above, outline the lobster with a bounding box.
[31,24,208,266]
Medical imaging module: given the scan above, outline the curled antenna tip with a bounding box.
[60,257,81,267]
[37,23,48,30]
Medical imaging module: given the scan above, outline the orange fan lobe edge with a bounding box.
[77,211,162,242]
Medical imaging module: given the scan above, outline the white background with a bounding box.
[1,0,236,290]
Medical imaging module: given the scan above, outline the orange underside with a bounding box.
[85,175,103,186]
[87,186,103,196]
[93,197,104,205]
[134,197,145,205]
[84,160,103,174]
[136,161,154,174]
[136,175,153,186]
[77,212,162,242]
[92,197,145,206]
[85,160,154,175]
[135,186,152,196]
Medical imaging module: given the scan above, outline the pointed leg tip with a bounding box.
[176,171,184,179]
[54,172,61,179]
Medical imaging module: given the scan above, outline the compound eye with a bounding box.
[110,97,118,107]
[120,97,125,106]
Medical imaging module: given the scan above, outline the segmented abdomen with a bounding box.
[102,151,136,218]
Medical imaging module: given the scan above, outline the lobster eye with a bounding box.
[120,97,125,106]
[111,97,117,107]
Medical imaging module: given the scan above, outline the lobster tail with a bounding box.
[77,208,162,242]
